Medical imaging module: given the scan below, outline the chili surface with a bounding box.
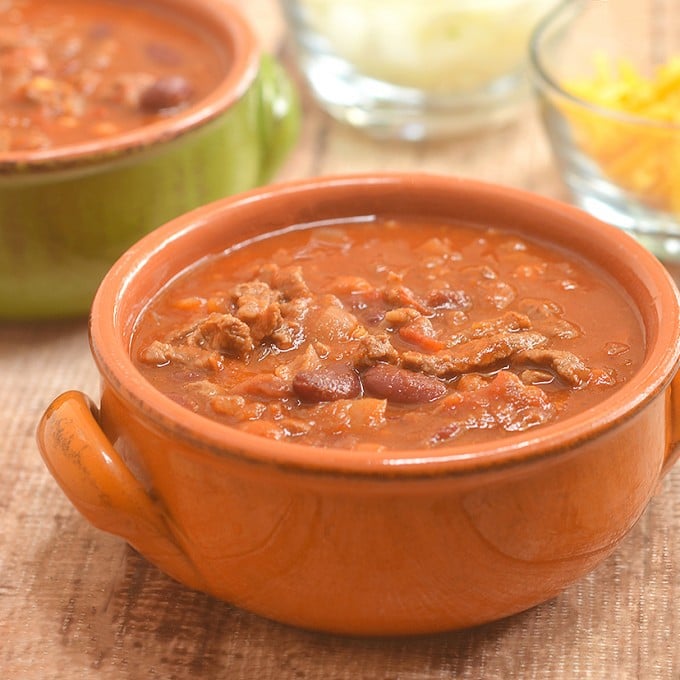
[132,218,645,450]
[0,0,224,151]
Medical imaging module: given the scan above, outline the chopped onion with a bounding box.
[299,0,558,92]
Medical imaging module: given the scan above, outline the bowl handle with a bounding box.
[255,53,300,182]
[36,391,204,588]
[664,372,680,478]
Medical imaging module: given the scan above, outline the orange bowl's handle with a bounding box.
[36,391,204,589]
[664,373,680,478]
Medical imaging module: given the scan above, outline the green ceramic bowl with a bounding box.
[0,0,299,319]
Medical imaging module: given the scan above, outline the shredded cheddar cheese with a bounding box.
[563,54,680,214]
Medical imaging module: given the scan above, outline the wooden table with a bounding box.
[2,2,678,678]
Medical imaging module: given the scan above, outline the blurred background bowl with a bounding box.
[0,0,299,320]
[529,0,680,261]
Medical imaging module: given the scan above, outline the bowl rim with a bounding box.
[529,0,680,131]
[90,172,680,479]
[0,0,260,174]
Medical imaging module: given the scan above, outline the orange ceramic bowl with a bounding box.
[37,174,680,636]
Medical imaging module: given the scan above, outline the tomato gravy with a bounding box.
[132,218,645,450]
[0,0,225,151]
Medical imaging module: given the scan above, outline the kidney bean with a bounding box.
[427,288,472,311]
[363,364,446,404]
[145,42,184,67]
[139,75,192,112]
[293,364,362,403]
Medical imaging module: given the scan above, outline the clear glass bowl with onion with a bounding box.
[281,0,559,140]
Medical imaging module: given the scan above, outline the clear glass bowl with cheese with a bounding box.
[530,0,680,261]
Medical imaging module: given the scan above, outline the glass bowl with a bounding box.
[529,0,680,260]
[281,0,558,140]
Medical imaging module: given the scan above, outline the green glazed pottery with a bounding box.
[0,0,299,319]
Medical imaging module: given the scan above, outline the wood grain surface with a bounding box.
[1,2,679,678]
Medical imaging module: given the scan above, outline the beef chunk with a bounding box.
[233,268,311,350]
[233,280,284,343]
[353,332,400,369]
[177,312,255,357]
[514,348,592,387]
[519,369,554,385]
[139,340,218,370]
[402,331,548,378]
[141,312,254,367]
[448,311,532,347]
[255,263,311,299]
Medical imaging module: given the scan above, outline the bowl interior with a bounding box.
[0,0,258,169]
[91,174,680,475]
